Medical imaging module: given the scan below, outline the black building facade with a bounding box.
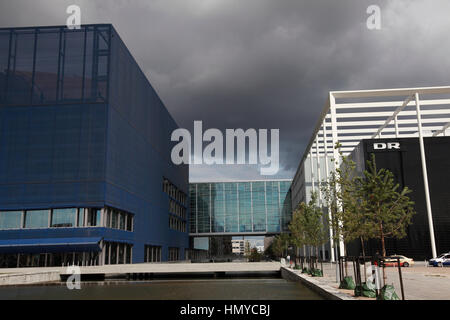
[349,137,450,260]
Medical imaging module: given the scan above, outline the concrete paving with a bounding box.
[317,261,450,300]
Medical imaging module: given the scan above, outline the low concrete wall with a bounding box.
[60,262,282,275]
[0,271,60,286]
[281,267,355,300]
[0,262,281,285]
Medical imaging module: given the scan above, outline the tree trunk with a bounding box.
[360,237,366,257]
[380,222,386,286]
[360,237,367,282]
[344,244,348,277]
[315,246,319,269]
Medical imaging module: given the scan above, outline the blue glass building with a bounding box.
[0,24,189,267]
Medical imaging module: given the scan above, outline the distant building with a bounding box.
[231,239,248,255]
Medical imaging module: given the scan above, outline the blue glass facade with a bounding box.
[0,25,189,267]
[189,180,292,235]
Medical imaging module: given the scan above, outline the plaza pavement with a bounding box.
[312,261,450,300]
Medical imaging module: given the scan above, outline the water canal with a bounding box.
[0,278,324,300]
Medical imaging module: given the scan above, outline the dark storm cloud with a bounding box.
[1,0,449,180]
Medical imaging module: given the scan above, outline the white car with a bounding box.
[429,253,450,267]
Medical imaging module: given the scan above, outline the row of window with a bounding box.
[0,208,100,230]
[0,246,194,267]
[104,207,134,232]
[185,249,208,261]
[168,247,180,262]
[0,252,100,269]
[103,241,132,265]
[163,178,187,205]
[0,26,110,106]
[0,207,134,231]
[169,199,187,219]
[169,215,186,233]
[144,245,162,263]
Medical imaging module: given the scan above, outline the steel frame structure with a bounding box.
[296,86,450,261]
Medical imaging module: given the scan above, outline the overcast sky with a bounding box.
[1,0,449,181]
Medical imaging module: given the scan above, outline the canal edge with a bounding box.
[280,266,356,300]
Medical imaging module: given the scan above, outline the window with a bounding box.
[118,243,125,264]
[96,209,102,226]
[8,31,35,105]
[78,209,85,227]
[103,241,132,265]
[102,207,133,231]
[0,206,134,230]
[1,26,110,107]
[51,208,77,228]
[105,210,111,228]
[163,178,187,206]
[125,245,132,264]
[111,210,118,229]
[169,247,180,262]
[110,243,117,264]
[32,30,59,104]
[145,245,162,263]
[0,211,23,230]
[119,213,125,230]
[62,30,85,100]
[24,210,49,228]
[86,208,100,226]
[104,242,110,265]
[165,179,187,233]
[126,214,133,231]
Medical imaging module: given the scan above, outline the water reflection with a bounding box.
[0,278,324,300]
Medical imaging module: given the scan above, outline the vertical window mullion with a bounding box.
[30,29,38,104]
[56,28,62,101]
[20,210,24,229]
[81,27,87,101]
[4,30,13,102]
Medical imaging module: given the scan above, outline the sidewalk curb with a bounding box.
[280,266,356,300]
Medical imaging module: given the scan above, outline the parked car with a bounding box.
[429,253,450,267]
[383,255,414,267]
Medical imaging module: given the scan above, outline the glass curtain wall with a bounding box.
[0,25,110,107]
[189,181,292,234]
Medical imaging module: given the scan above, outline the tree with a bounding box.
[289,193,328,258]
[270,234,290,258]
[270,235,283,258]
[279,232,291,257]
[244,240,251,256]
[248,248,262,262]
[321,143,363,257]
[288,203,307,255]
[355,154,416,283]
